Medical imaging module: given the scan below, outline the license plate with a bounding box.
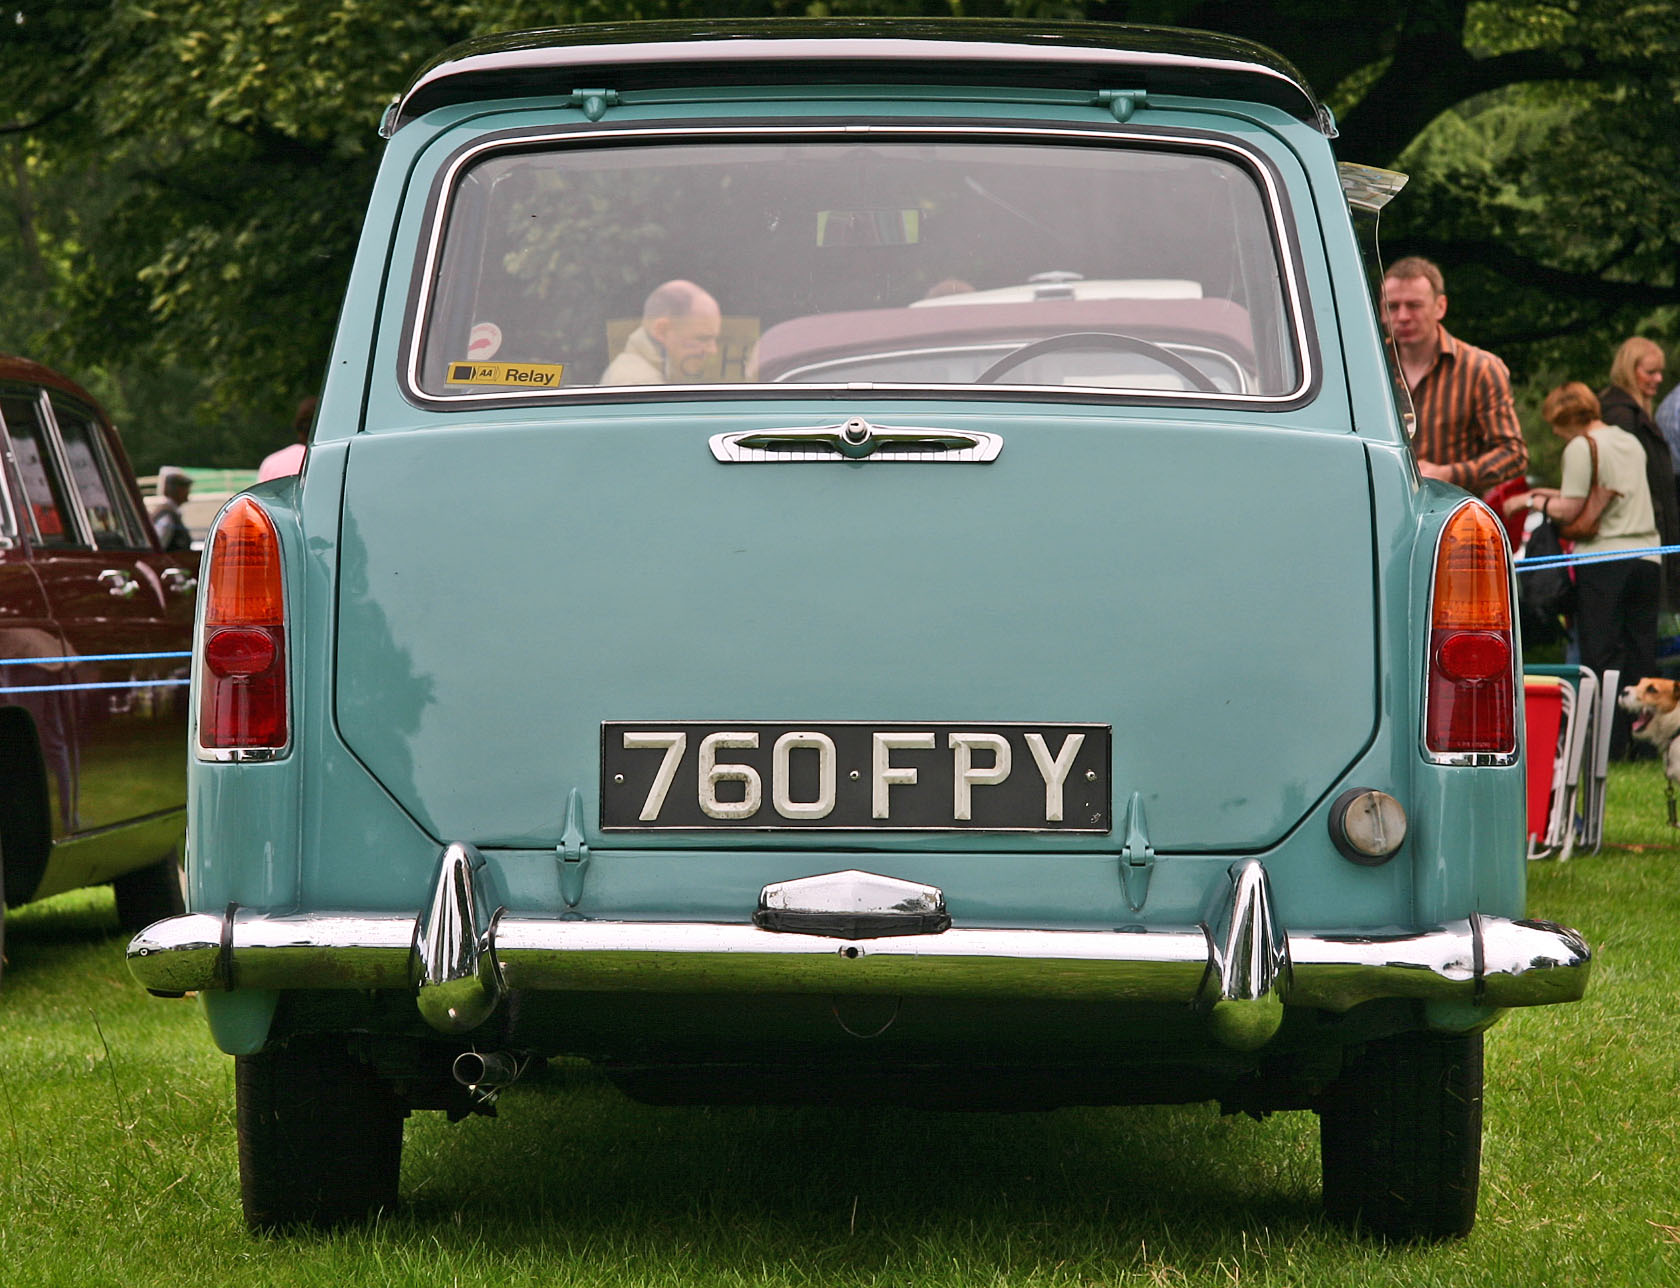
[601,722,1110,832]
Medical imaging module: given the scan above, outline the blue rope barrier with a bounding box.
[0,650,191,667]
[1515,542,1680,573]
[0,677,191,696]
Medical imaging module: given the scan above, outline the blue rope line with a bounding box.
[0,650,192,667]
[0,677,191,695]
[1515,542,1680,573]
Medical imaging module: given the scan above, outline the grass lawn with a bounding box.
[1,765,1676,1287]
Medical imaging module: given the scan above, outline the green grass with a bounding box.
[1,778,1676,1288]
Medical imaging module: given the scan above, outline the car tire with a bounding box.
[236,1035,407,1231]
[1,836,7,986]
[112,849,186,933]
[1318,1029,1483,1241]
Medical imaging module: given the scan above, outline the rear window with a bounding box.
[411,130,1308,403]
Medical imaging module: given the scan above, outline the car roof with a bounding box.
[387,18,1327,136]
[0,354,105,412]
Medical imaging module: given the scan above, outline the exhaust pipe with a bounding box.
[452,1050,526,1104]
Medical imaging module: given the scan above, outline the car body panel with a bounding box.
[0,357,190,911]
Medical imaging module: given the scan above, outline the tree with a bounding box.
[1,0,1676,467]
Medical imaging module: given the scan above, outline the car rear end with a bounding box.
[128,20,1587,1238]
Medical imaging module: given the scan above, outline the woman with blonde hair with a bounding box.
[1600,336,1679,605]
[1506,382,1661,755]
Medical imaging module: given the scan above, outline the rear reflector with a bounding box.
[1425,503,1516,756]
[199,498,288,752]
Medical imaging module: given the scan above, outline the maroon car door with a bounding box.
[0,386,188,838]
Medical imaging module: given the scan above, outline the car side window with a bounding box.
[0,389,79,549]
[49,395,152,551]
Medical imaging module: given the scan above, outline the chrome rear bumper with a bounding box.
[128,847,1590,1051]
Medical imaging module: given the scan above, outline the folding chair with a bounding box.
[1523,664,1598,860]
[1523,677,1567,860]
[1581,667,1618,853]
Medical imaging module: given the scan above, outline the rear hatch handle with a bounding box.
[710,417,1002,463]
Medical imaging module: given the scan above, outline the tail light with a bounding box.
[198,497,288,755]
[1424,502,1516,758]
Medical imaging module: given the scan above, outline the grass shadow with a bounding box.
[393,1062,1329,1270]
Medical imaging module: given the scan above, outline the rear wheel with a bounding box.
[1318,1030,1483,1241]
[112,849,185,933]
[236,1035,407,1231]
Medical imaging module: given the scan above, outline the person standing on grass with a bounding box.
[1382,256,1527,494]
[1504,382,1660,759]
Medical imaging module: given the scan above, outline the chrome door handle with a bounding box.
[710,417,1002,463]
[98,569,139,598]
[162,567,198,596]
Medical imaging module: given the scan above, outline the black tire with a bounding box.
[1318,1030,1483,1241]
[112,849,186,933]
[236,1034,407,1231]
[1,836,7,987]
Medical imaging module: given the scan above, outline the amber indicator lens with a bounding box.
[1432,503,1511,631]
[205,496,284,627]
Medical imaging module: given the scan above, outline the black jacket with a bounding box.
[1600,383,1680,607]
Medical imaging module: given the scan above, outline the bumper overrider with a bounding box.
[128,845,1590,1052]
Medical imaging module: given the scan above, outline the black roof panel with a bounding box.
[389,19,1326,135]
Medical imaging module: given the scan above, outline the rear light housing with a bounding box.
[197,496,289,759]
[1423,500,1518,762]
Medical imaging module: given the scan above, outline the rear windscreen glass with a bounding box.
[413,133,1306,402]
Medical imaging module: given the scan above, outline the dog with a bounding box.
[1619,677,1680,824]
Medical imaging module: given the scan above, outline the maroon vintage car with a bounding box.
[0,356,194,980]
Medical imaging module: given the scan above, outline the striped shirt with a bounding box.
[1409,327,1527,495]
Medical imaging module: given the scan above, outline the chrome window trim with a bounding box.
[1419,497,1521,768]
[403,122,1316,410]
[0,388,26,547]
[0,383,89,549]
[45,391,153,552]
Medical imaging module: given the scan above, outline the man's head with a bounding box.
[642,280,721,380]
[1382,256,1447,350]
[159,468,192,504]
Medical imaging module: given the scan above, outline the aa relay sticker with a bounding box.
[446,361,564,388]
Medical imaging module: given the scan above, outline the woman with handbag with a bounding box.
[1505,381,1660,756]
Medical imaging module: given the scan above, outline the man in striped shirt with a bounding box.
[1382,256,1527,494]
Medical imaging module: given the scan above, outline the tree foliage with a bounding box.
[2,0,1676,468]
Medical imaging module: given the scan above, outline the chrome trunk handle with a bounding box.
[710,417,1002,463]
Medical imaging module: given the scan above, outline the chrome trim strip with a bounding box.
[709,418,1002,463]
[405,123,1315,409]
[128,860,1590,1033]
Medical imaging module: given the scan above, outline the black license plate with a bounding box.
[601,722,1110,832]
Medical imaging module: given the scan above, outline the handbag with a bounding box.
[1517,517,1574,642]
[1558,433,1620,540]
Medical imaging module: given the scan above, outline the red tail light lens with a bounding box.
[1425,503,1516,756]
[199,498,287,752]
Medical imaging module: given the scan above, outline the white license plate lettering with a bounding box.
[605,722,1110,832]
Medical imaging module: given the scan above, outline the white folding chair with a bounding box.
[1582,667,1618,853]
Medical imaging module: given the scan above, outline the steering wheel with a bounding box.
[975,331,1221,393]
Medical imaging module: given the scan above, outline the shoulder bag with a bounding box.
[1558,433,1620,541]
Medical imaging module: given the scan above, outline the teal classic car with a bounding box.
[127,20,1590,1239]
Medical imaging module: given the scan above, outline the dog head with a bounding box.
[1619,677,1680,748]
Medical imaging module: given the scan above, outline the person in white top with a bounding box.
[1506,381,1660,756]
